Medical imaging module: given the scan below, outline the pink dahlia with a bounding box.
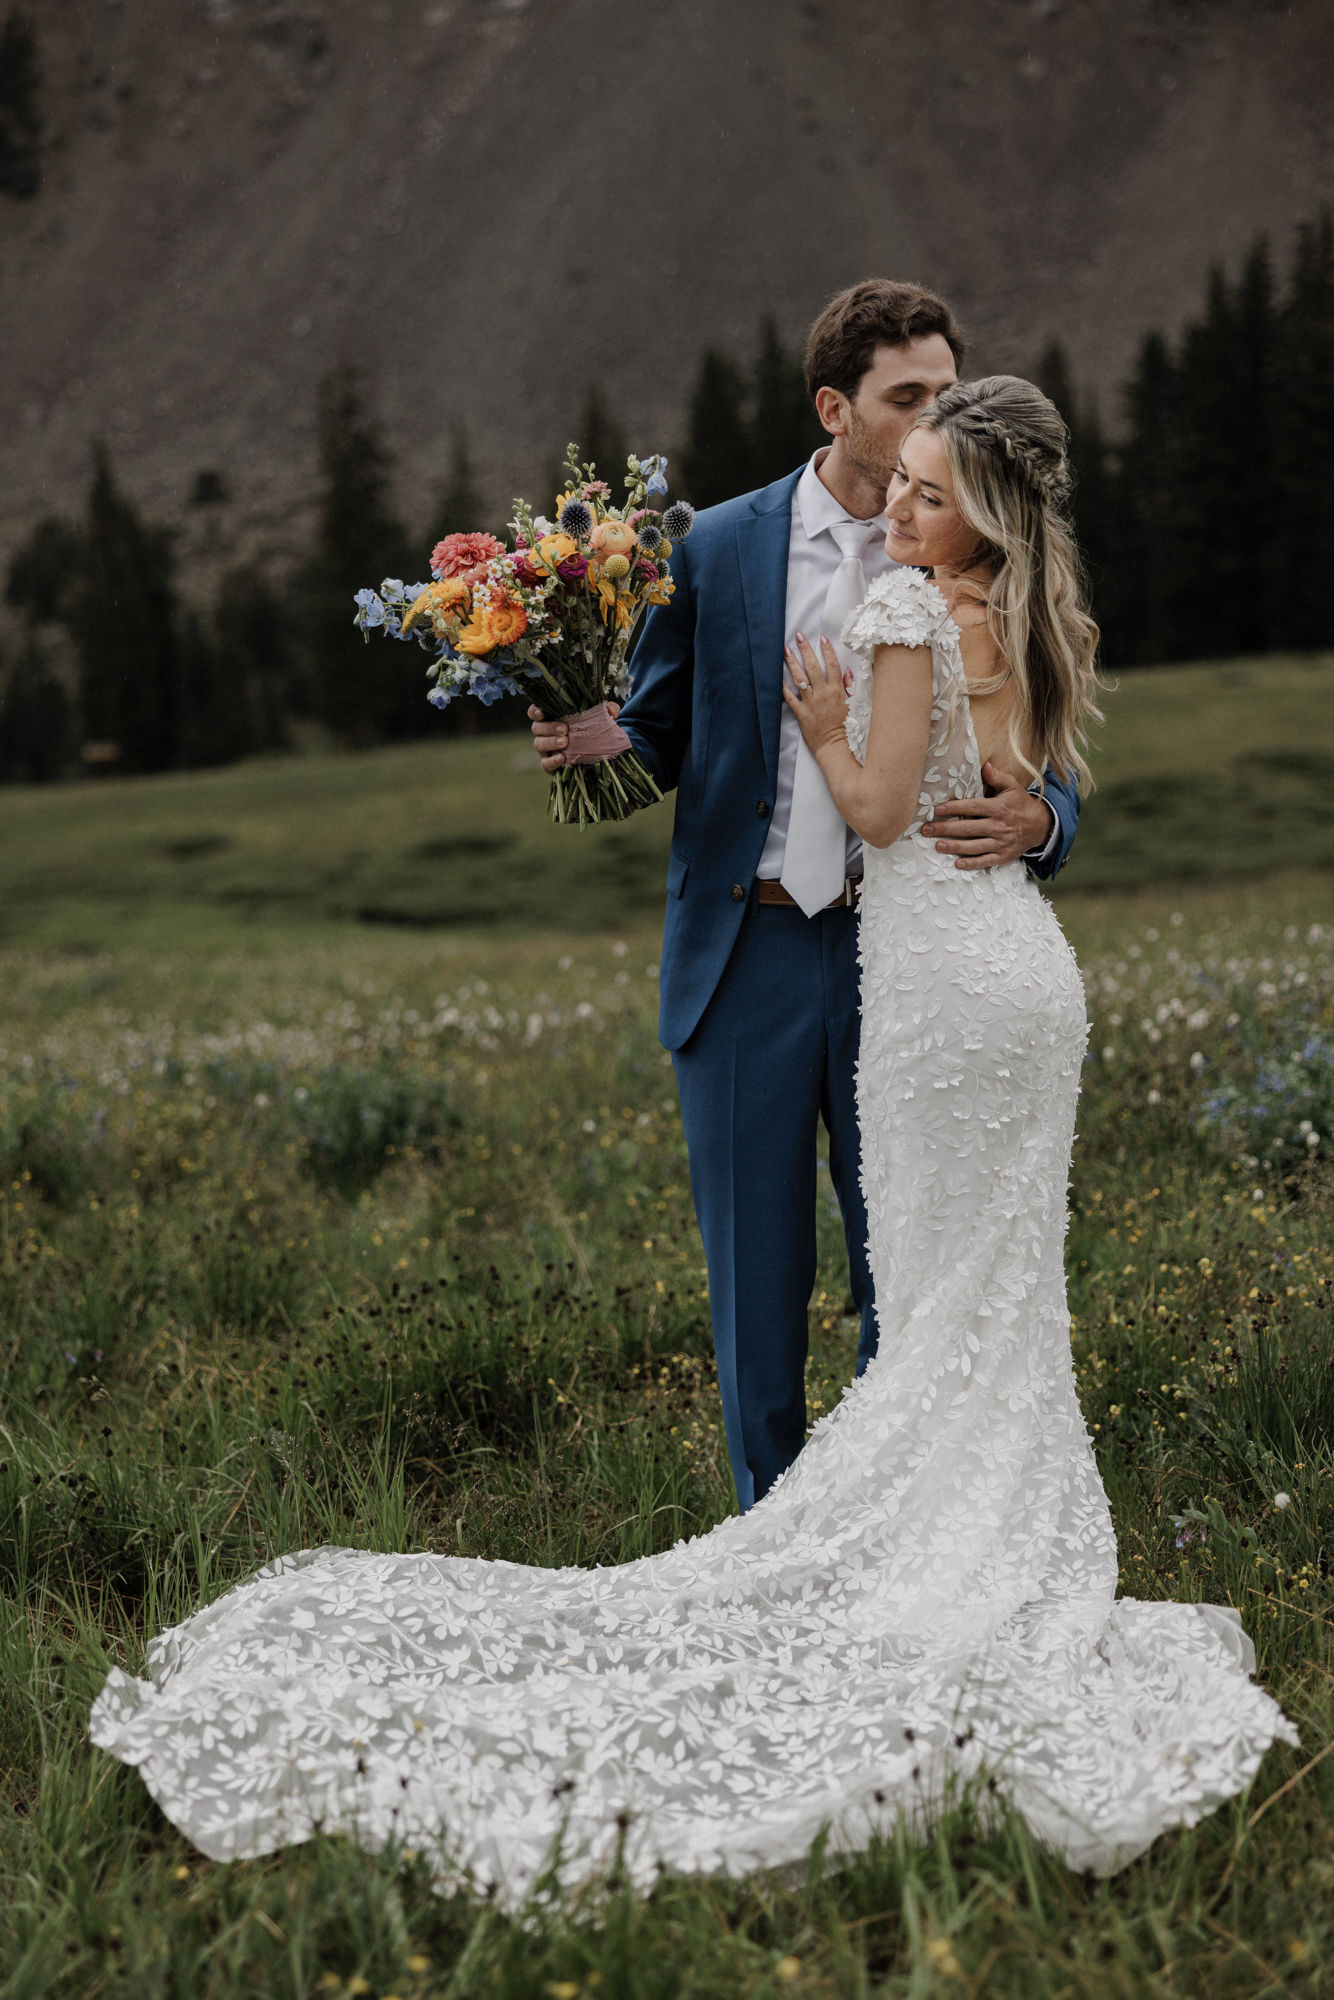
[430,531,507,583]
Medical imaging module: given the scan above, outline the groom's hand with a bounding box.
[920,761,1054,870]
[528,704,569,772]
[528,703,623,773]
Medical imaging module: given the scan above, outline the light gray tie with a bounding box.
[780,518,875,917]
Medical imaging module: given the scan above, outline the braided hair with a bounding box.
[909,375,1100,790]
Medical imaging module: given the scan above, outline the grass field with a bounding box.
[0,652,1330,950]
[1,659,1333,1997]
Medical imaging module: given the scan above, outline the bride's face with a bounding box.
[884,429,976,571]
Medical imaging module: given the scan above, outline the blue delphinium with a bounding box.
[639,453,669,497]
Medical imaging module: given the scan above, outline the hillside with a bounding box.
[1,652,1330,952]
[2,0,1333,580]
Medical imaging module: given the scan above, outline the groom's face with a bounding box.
[838,336,959,493]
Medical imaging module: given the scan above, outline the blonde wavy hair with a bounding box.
[909,375,1102,790]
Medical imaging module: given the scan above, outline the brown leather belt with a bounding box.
[755,877,863,910]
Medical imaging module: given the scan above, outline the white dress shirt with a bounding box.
[755,448,1059,881]
[757,450,893,880]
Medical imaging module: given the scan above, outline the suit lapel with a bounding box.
[737,470,801,788]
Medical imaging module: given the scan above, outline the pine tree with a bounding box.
[681,350,753,508]
[0,635,73,782]
[300,364,417,744]
[214,565,293,754]
[1034,340,1113,639]
[749,319,821,487]
[74,445,182,771]
[1166,245,1275,658]
[1070,397,1114,640]
[1108,331,1180,665]
[176,606,254,769]
[0,10,41,201]
[1271,210,1334,649]
[429,427,486,542]
[5,514,84,624]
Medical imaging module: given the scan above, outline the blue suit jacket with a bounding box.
[618,467,1080,1051]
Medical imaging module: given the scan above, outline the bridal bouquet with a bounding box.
[354,445,695,826]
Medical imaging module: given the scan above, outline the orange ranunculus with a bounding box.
[534,533,579,570]
[402,576,471,635]
[590,519,637,562]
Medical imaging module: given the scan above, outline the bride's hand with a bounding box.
[781,633,850,752]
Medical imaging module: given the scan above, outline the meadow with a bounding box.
[1,655,1333,1998]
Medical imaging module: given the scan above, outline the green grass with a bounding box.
[0,651,1330,953]
[0,875,1332,1997]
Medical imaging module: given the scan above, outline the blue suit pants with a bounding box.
[672,897,877,1510]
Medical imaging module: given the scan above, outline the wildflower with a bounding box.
[662,500,696,539]
[402,577,471,637]
[637,522,663,551]
[1274,1492,1291,1509]
[640,452,669,496]
[581,479,611,499]
[558,498,594,539]
[469,670,522,704]
[430,531,505,582]
[534,533,580,571]
[924,1936,964,1978]
[458,595,527,654]
[353,587,386,628]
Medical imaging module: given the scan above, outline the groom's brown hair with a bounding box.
[805,281,966,401]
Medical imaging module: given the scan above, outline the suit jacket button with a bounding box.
[731,883,745,901]
[756,799,770,818]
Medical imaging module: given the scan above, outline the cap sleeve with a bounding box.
[841,568,950,663]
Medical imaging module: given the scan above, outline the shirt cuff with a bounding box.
[1021,786,1060,865]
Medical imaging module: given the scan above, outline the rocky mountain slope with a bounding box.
[2,0,1331,577]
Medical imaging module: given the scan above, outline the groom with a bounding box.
[532,279,1081,1509]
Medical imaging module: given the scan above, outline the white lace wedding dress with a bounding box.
[90,570,1294,1904]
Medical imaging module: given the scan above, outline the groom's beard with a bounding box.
[843,404,897,497]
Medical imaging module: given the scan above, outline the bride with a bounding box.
[90,376,1295,1903]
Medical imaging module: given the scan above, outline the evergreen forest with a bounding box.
[2,212,1332,784]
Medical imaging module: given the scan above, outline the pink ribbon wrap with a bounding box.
[561,702,633,766]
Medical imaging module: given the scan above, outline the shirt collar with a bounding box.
[796,446,889,545]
